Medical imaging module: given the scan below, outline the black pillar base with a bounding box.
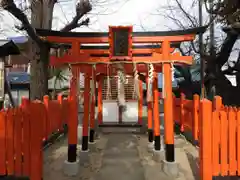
[154,135,161,151]
[68,144,77,162]
[82,136,89,151]
[89,129,95,143]
[0,175,30,180]
[148,129,154,142]
[165,144,175,162]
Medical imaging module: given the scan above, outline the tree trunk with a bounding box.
[204,31,239,101]
[2,0,92,100]
[30,42,49,100]
[29,0,55,100]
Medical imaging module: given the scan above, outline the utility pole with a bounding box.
[209,0,216,100]
[209,0,215,57]
[199,0,204,98]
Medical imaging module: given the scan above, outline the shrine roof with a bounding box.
[36,26,207,38]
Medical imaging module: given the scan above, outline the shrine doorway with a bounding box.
[102,75,139,124]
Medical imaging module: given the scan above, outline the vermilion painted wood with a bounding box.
[138,81,143,125]
[212,111,220,175]
[76,48,175,55]
[49,52,192,66]
[46,34,195,44]
[228,108,237,175]
[199,99,212,180]
[192,95,199,141]
[6,109,14,175]
[21,98,31,176]
[43,96,51,137]
[97,77,103,124]
[58,94,64,131]
[14,108,23,175]
[220,111,228,176]
[29,102,42,180]
[237,111,240,174]
[0,112,6,175]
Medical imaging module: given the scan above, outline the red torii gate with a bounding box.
[36,25,205,176]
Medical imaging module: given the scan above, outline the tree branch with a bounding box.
[216,32,239,68]
[1,0,92,48]
[174,0,196,27]
[1,0,44,46]
[222,50,240,74]
[60,0,92,32]
[61,17,90,32]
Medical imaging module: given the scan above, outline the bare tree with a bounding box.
[156,0,240,103]
[1,0,131,100]
[0,0,92,100]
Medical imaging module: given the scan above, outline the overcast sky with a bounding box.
[0,0,239,85]
[0,0,238,60]
[0,0,201,37]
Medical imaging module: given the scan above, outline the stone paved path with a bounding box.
[43,132,199,180]
[93,134,145,180]
[43,134,107,180]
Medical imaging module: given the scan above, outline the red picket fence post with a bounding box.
[43,95,51,138]
[57,94,64,132]
[199,99,212,180]
[180,93,185,132]
[14,108,23,176]
[21,98,31,176]
[0,110,6,175]
[213,96,222,111]
[192,94,199,141]
[29,101,43,180]
[0,94,70,180]
[62,98,69,125]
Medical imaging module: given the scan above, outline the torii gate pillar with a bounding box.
[162,41,178,177]
[163,63,174,160]
[64,65,80,176]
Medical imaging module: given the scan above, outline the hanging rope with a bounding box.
[117,75,126,105]
[68,64,76,97]
[133,63,140,99]
[106,64,111,100]
[147,63,154,102]
[91,64,96,102]
[117,64,127,84]
[116,64,126,107]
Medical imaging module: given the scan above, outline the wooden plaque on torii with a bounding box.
[109,26,133,61]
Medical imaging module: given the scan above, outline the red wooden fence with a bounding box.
[0,94,70,180]
[173,94,240,180]
[199,99,240,180]
[173,93,200,140]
